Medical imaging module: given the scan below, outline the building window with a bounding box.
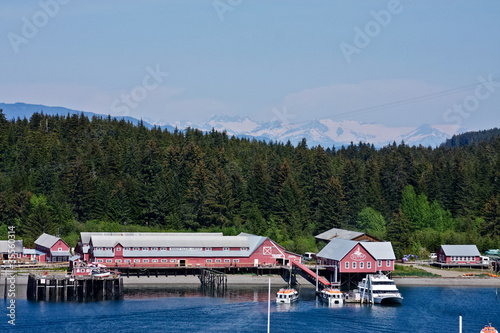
[160,247,167,251]
[124,259,131,263]
[206,259,213,263]
[215,259,221,263]
[205,247,212,251]
[240,247,249,251]
[161,259,168,263]
[143,259,149,263]
[233,259,239,263]
[142,247,148,251]
[352,262,356,269]
[360,262,364,269]
[386,260,390,267]
[58,248,62,252]
[116,260,122,263]
[124,247,130,251]
[378,260,382,267]
[133,247,140,251]
[224,259,230,263]
[170,259,176,263]
[106,259,112,263]
[345,262,349,269]
[116,247,121,251]
[152,259,158,263]
[223,247,229,251]
[367,262,371,269]
[134,259,140,263]
[97,259,103,263]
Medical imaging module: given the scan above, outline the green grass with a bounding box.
[392,264,440,277]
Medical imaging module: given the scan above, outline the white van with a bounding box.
[480,256,490,265]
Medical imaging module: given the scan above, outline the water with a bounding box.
[2,285,499,332]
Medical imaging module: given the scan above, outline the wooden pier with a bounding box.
[26,274,123,301]
[199,269,227,291]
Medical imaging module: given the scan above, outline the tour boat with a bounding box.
[319,287,344,305]
[275,288,299,303]
[481,324,498,333]
[358,272,403,304]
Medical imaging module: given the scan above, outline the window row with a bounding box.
[344,260,391,269]
[450,256,475,261]
[92,247,250,251]
[95,258,241,263]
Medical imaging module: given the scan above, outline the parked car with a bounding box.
[429,253,437,260]
[302,252,315,261]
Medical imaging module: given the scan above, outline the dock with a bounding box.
[26,274,123,301]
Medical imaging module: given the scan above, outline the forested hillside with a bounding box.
[1,110,499,257]
[441,127,500,148]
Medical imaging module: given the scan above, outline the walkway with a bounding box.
[292,262,330,286]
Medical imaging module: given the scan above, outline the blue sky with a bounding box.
[1,0,499,130]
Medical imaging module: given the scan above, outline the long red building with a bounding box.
[76,232,300,268]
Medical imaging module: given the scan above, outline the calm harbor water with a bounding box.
[2,284,499,332]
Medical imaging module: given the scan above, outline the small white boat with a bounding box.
[275,288,298,303]
[358,272,403,304]
[319,287,344,305]
[91,269,111,278]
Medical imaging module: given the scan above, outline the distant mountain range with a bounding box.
[167,114,462,148]
[1,102,462,148]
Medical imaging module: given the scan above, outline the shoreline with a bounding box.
[2,272,500,287]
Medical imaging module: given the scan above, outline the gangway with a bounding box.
[292,262,330,288]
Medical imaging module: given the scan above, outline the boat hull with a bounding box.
[373,296,403,304]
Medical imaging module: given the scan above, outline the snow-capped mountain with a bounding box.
[163,115,462,148]
[0,103,462,148]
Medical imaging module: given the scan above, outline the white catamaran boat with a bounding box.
[358,272,403,304]
[319,287,344,305]
[275,288,299,303]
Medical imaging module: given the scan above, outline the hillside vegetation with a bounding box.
[0,110,499,257]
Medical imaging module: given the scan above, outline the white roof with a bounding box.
[315,228,365,242]
[35,233,60,248]
[80,232,223,245]
[441,245,480,256]
[361,242,396,260]
[90,234,248,248]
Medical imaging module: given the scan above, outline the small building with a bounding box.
[0,240,23,260]
[315,228,380,243]
[316,238,396,274]
[82,232,300,268]
[437,245,481,264]
[34,233,71,262]
[20,248,46,263]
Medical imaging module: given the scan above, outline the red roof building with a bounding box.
[34,233,71,262]
[78,232,300,268]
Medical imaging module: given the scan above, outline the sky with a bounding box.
[0,0,499,131]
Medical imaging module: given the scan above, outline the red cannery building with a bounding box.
[315,238,396,285]
[34,233,71,262]
[78,232,300,268]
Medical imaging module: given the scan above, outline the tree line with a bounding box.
[0,110,499,258]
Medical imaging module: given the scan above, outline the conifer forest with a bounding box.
[1,110,499,258]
